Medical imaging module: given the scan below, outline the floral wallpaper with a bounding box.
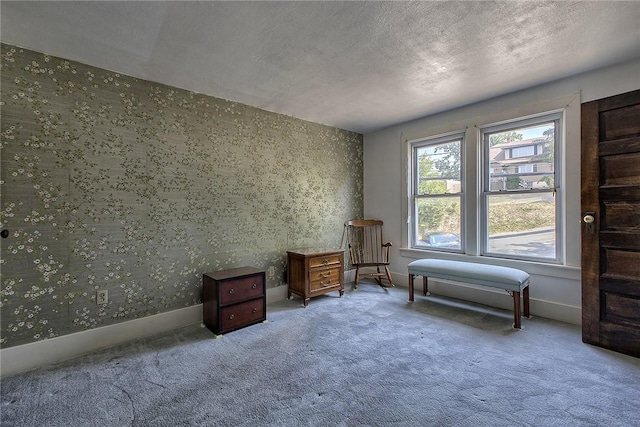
[0,44,363,349]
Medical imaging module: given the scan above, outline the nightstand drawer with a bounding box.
[310,267,341,291]
[309,254,341,269]
[219,274,264,306]
[219,298,265,333]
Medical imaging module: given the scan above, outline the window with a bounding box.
[411,133,463,251]
[517,164,534,174]
[482,112,561,261]
[407,111,563,264]
[510,145,535,158]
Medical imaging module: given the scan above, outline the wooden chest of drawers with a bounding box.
[203,267,266,335]
[287,249,344,307]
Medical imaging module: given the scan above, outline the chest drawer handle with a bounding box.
[321,280,332,287]
[252,283,257,289]
[322,259,329,265]
[252,307,257,313]
[229,314,235,320]
[320,272,331,278]
[228,289,234,294]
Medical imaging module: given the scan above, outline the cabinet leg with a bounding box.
[303,298,310,307]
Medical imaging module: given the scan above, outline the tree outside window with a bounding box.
[412,135,463,251]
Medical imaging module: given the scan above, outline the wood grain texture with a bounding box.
[581,100,601,345]
[582,89,640,357]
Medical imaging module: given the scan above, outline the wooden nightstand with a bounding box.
[287,248,344,307]
[203,267,266,335]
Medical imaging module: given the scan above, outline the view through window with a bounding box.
[412,134,463,251]
[409,111,563,263]
[482,113,560,261]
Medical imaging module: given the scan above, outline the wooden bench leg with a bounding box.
[408,274,415,302]
[513,290,521,329]
[523,286,530,318]
[423,276,429,296]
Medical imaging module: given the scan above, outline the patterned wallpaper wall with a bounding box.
[0,44,363,349]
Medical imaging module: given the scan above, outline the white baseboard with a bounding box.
[267,284,288,302]
[0,304,203,377]
[390,271,581,326]
[0,285,320,377]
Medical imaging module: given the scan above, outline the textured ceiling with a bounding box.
[1,1,639,133]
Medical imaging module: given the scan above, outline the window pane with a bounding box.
[486,193,556,259]
[488,122,555,191]
[511,146,535,158]
[415,197,461,250]
[416,140,461,195]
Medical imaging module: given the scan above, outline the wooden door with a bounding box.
[581,89,640,357]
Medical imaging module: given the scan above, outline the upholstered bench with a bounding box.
[407,259,530,329]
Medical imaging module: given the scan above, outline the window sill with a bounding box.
[399,247,580,281]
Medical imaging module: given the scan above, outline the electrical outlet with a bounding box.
[96,290,108,305]
[268,266,275,279]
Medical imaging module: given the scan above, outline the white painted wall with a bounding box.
[363,59,640,325]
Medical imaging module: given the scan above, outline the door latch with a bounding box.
[583,212,596,234]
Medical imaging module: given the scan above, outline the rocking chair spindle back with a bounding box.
[344,219,394,289]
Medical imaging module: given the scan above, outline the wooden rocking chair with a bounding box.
[344,219,394,289]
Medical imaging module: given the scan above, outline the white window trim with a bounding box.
[400,92,581,273]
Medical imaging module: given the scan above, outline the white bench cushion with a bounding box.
[408,259,529,292]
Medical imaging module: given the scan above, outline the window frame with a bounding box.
[401,93,579,273]
[480,112,563,263]
[405,110,567,264]
[410,131,465,252]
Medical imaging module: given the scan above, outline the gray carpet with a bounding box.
[2,284,639,427]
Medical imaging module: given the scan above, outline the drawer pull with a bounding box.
[321,280,332,287]
[319,272,331,278]
[322,259,329,265]
[252,307,257,313]
[229,314,235,320]
[252,283,257,289]
[229,289,234,294]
